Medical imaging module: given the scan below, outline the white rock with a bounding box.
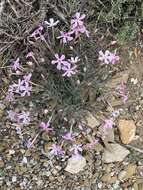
[9,149,15,155]
[102,143,130,163]
[12,176,17,183]
[65,155,86,174]
[22,156,28,164]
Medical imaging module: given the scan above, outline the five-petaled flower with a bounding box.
[12,79,25,93]
[44,18,59,27]
[62,132,74,141]
[11,58,21,71]
[20,82,32,97]
[39,122,52,131]
[57,31,73,43]
[51,54,68,70]
[62,64,77,77]
[103,119,114,129]
[72,24,89,38]
[71,12,89,37]
[18,111,30,125]
[108,52,119,64]
[68,56,80,64]
[98,50,111,64]
[23,73,32,83]
[98,50,119,65]
[70,144,82,155]
[30,26,45,41]
[71,12,86,28]
[49,144,65,156]
[7,110,18,121]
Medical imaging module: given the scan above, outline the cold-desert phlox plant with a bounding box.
[4,12,127,161]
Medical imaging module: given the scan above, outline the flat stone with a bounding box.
[102,143,130,163]
[101,173,117,184]
[118,164,137,181]
[118,119,136,144]
[82,111,100,129]
[65,155,86,174]
[101,173,111,183]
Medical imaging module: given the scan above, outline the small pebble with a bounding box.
[12,176,17,183]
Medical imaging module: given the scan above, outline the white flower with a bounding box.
[44,18,59,27]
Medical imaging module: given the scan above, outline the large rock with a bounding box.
[65,155,86,174]
[102,143,130,163]
[118,119,136,144]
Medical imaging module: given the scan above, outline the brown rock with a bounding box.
[102,143,130,163]
[118,164,137,181]
[101,173,117,184]
[110,176,117,183]
[82,111,100,129]
[101,174,111,183]
[118,119,136,144]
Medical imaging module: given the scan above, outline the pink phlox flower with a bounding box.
[49,144,65,156]
[51,54,68,70]
[117,82,128,104]
[26,52,34,58]
[20,82,32,97]
[98,50,111,64]
[108,52,119,64]
[62,132,74,141]
[71,24,89,38]
[5,85,14,101]
[44,18,59,27]
[99,50,119,65]
[86,139,98,149]
[62,64,77,77]
[30,26,44,41]
[39,121,52,131]
[103,119,114,129]
[23,73,32,83]
[71,12,86,28]
[12,79,25,93]
[5,91,14,102]
[7,110,18,121]
[18,111,30,125]
[8,85,14,92]
[70,144,82,155]
[57,31,73,43]
[11,58,21,71]
[68,56,80,64]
